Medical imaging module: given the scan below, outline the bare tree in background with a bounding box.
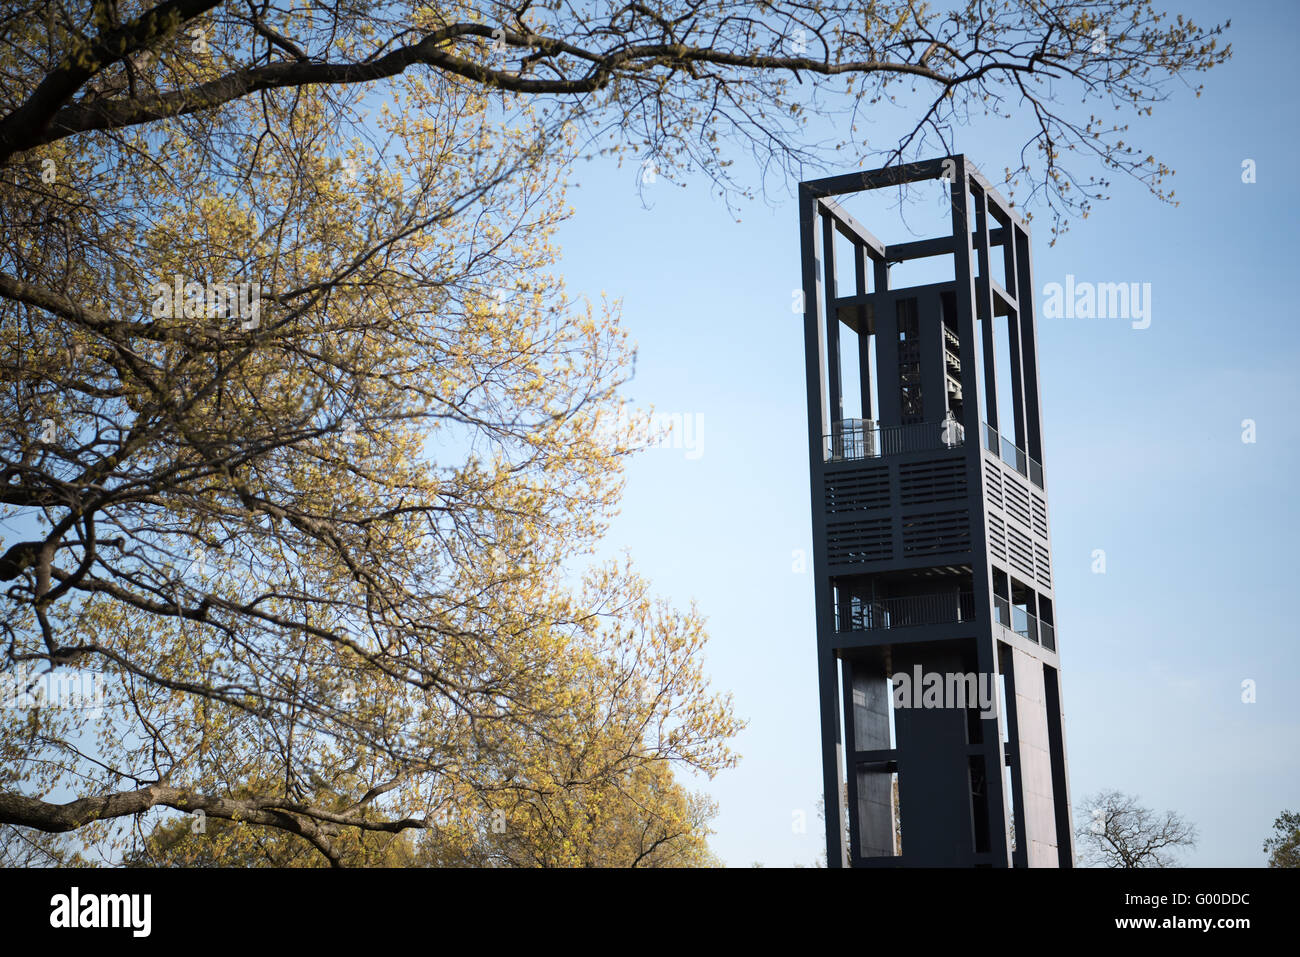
[1075,790,1197,868]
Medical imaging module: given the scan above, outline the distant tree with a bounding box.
[1263,810,1300,868]
[893,777,902,856]
[813,795,847,867]
[813,778,899,865]
[1075,790,1197,868]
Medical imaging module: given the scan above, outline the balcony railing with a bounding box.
[994,596,1054,650]
[982,422,1043,488]
[836,591,976,633]
[825,416,965,462]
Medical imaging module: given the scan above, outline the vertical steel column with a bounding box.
[800,189,846,867]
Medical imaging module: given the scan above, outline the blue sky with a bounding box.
[551,0,1300,866]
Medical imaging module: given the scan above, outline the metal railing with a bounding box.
[836,591,976,633]
[994,596,1054,649]
[825,417,965,462]
[982,423,1044,488]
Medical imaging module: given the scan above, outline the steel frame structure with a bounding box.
[798,155,1074,867]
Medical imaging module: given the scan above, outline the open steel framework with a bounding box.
[799,156,1074,867]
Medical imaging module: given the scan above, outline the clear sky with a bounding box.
[550,0,1300,866]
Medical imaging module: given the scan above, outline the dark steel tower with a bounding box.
[798,156,1074,867]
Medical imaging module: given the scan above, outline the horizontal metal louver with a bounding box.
[902,509,971,556]
[1031,493,1049,540]
[826,516,892,564]
[983,460,1003,510]
[824,465,890,514]
[1003,473,1032,528]
[988,513,1007,562]
[1034,544,1052,589]
[1007,525,1035,579]
[899,459,967,505]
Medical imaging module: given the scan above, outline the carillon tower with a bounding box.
[798,156,1074,867]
